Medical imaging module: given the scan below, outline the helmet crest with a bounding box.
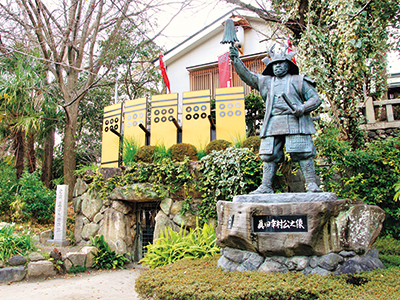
[262,44,299,76]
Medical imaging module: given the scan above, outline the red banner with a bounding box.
[159,53,171,93]
[287,39,297,65]
[218,52,231,88]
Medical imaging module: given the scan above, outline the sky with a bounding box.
[154,0,400,74]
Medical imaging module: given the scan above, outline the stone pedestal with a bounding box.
[47,185,70,247]
[216,193,386,275]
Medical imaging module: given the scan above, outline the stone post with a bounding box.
[47,185,69,246]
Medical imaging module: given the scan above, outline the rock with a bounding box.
[368,131,377,138]
[93,212,104,224]
[160,198,173,215]
[309,256,318,268]
[217,256,240,272]
[238,252,264,271]
[173,212,196,228]
[81,246,98,268]
[318,253,343,271]
[338,255,385,274]
[98,208,131,254]
[109,183,161,202]
[286,256,309,271]
[223,247,249,264]
[73,178,88,197]
[365,248,379,259]
[28,252,45,262]
[259,260,288,273]
[65,252,86,268]
[74,215,84,244]
[339,251,356,258]
[81,223,99,240]
[81,190,103,221]
[170,201,183,215]
[309,267,331,276]
[0,260,5,268]
[271,256,287,265]
[82,217,90,225]
[50,250,62,261]
[73,196,82,214]
[8,256,27,266]
[99,168,121,180]
[40,230,53,243]
[111,200,132,214]
[27,261,57,277]
[216,198,385,257]
[63,259,72,271]
[0,267,26,283]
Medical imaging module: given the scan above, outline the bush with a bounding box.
[90,235,129,269]
[16,170,55,224]
[135,256,400,300]
[123,137,140,165]
[197,147,262,222]
[245,91,265,136]
[0,224,36,261]
[241,135,261,153]
[169,143,197,162]
[140,221,219,269]
[205,139,231,154]
[315,125,400,237]
[374,236,400,255]
[134,145,155,163]
[0,159,17,219]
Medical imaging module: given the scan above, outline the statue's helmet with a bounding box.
[262,44,299,76]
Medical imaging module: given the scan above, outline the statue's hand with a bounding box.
[229,46,239,60]
[292,104,305,117]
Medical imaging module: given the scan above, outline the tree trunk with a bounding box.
[26,131,36,173]
[13,128,25,179]
[41,127,55,189]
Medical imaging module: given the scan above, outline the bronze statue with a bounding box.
[229,45,322,193]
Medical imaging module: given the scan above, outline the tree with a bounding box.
[223,0,400,148]
[0,0,192,199]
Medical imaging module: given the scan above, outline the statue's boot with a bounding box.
[299,158,323,193]
[250,162,277,194]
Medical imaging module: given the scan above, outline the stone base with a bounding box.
[233,192,337,203]
[217,247,386,275]
[46,239,70,247]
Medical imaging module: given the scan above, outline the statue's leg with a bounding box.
[299,158,322,193]
[250,161,277,194]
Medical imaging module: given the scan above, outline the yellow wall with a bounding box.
[124,98,147,147]
[101,103,122,168]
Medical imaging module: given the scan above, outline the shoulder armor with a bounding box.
[303,75,316,87]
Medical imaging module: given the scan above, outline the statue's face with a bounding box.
[272,61,289,77]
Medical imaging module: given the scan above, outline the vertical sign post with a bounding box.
[47,185,69,246]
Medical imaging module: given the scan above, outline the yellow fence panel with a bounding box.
[124,98,147,147]
[101,103,122,168]
[215,87,246,143]
[182,90,211,150]
[150,93,178,148]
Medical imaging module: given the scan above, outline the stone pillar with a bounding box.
[47,185,69,246]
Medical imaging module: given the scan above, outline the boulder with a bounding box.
[337,255,386,274]
[93,212,104,224]
[0,267,26,283]
[173,212,196,228]
[217,256,240,272]
[81,190,103,221]
[318,253,343,271]
[73,178,88,197]
[153,210,181,240]
[160,198,173,215]
[81,223,99,240]
[170,201,183,215]
[74,214,84,244]
[8,256,27,266]
[40,230,53,243]
[80,246,98,268]
[29,252,46,262]
[27,261,57,277]
[259,260,288,273]
[73,196,82,214]
[111,200,132,214]
[65,252,86,268]
[98,208,130,254]
[109,183,161,202]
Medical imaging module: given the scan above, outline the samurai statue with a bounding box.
[229,45,322,194]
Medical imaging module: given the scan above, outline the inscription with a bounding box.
[253,215,308,233]
[227,215,235,229]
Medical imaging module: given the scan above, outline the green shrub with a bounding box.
[67,264,87,274]
[134,145,155,163]
[241,135,261,153]
[245,91,265,136]
[169,143,197,162]
[135,256,400,300]
[16,170,55,224]
[140,221,219,269]
[0,159,17,219]
[205,139,232,154]
[123,137,140,165]
[315,125,400,237]
[380,254,400,268]
[90,235,129,269]
[197,147,262,222]
[0,225,36,261]
[374,236,400,255]
[153,144,172,163]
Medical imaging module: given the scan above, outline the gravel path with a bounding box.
[0,264,145,300]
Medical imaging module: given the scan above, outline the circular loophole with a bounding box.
[154,110,160,115]
[139,112,144,118]
[193,106,199,112]
[105,120,109,125]
[161,109,167,115]
[110,125,114,130]
[219,103,225,110]
[127,115,131,120]
[186,114,192,120]
[110,119,114,124]
[168,116,174,121]
[235,102,241,108]
[193,113,199,119]
[114,124,118,130]
[201,113,207,119]
[154,117,160,123]
[133,121,137,127]
[235,110,242,116]
[161,116,167,122]
[168,108,174,114]
[228,111,233,117]
[105,127,109,132]
[201,105,207,111]
[115,117,119,123]
[126,122,131,127]
[186,106,192,112]
[227,103,233,109]
[220,111,226,117]
[133,114,137,119]
[139,120,143,124]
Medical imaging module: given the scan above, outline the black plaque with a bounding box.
[253,215,307,233]
[227,215,235,229]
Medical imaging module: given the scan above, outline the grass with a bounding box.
[0,224,36,262]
